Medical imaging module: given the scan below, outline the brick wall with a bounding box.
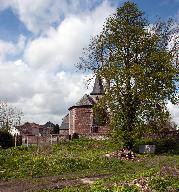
[69,107,93,135]
[31,128,39,135]
[22,135,68,145]
[69,107,109,135]
[59,129,69,135]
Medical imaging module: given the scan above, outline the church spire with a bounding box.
[90,76,104,95]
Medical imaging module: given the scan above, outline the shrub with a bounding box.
[133,138,179,154]
[72,133,79,140]
[149,176,179,191]
[0,130,14,148]
[155,138,179,154]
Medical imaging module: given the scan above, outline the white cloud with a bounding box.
[0,1,115,124]
[0,0,178,126]
[23,1,115,71]
[0,0,109,34]
[0,56,90,124]
[167,101,179,125]
[12,71,89,124]
[0,35,26,61]
[0,40,14,61]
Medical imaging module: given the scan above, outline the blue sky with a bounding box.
[0,0,178,124]
[0,0,178,42]
[0,8,31,42]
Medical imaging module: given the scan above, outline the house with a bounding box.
[60,76,108,136]
[43,121,55,135]
[17,122,43,136]
[17,121,55,136]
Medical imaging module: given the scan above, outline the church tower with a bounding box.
[60,76,108,136]
[90,76,104,96]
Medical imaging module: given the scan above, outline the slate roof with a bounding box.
[44,121,55,128]
[75,94,95,106]
[59,114,69,130]
[90,76,104,95]
[60,76,104,129]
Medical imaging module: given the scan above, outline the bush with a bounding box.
[0,130,14,148]
[149,176,179,191]
[155,138,179,154]
[72,133,79,140]
[133,137,179,154]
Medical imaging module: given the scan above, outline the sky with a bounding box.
[0,0,178,125]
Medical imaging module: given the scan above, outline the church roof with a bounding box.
[90,76,104,95]
[75,94,95,106]
[68,94,95,110]
[59,114,69,130]
[68,76,104,110]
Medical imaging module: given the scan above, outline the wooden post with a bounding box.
[14,135,17,147]
[27,136,29,147]
[37,136,39,146]
[57,135,59,144]
[50,134,52,145]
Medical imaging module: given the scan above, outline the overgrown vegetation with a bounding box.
[0,138,178,191]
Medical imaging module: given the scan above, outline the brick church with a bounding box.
[60,77,108,136]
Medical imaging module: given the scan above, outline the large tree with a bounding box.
[78,2,179,148]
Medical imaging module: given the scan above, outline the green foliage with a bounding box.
[149,176,179,191]
[0,139,123,179]
[0,139,179,191]
[155,138,179,154]
[93,104,109,126]
[77,1,178,148]
[91,181,139,192]
[0,130,14,148]
[133,137,179,154]
[41,186,89,192]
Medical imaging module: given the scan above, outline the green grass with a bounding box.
[0,138,178,191]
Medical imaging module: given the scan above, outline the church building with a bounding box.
[60,77,108,136]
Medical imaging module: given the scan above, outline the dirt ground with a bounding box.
[0,174,110,192]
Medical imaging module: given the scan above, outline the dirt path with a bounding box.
[0,174,110,192]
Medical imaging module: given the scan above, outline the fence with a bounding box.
[13,130,179,147]
[144,130,179,139]
[14,134,69,146]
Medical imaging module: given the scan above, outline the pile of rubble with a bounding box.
[105,148,135,160]
[132,177,151,191]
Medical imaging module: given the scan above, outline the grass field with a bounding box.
[0,138,178,191]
